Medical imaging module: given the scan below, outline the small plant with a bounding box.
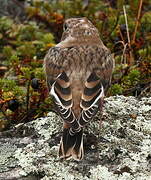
[0,16,55,131]
[109,84,123,96]
[0,0,151,131]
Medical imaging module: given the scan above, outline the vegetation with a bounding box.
[0,0,151,130]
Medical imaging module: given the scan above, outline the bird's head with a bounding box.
[61,17,101,43]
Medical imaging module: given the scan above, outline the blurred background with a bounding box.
[0,0,150,131]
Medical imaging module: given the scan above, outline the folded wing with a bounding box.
[79,72,104,126]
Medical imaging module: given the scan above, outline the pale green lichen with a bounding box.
[0,142,17,172]
[27,112,62,140]
[15,142,88,180]
[90,165,118,180]
[89,166,133,180]
[13,96,151,179]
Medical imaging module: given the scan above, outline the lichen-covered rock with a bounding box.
[0,96,151,179]
[0,141,17,173]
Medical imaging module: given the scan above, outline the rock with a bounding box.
[0,96,151,180]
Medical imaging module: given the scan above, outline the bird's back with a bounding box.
[44,43,113,118]
[56,44,110,118]
[44,17,114,160]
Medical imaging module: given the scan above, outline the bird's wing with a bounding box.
[44,47,63,91]
[79,47,114,127]
[44,47,80,133]
[44,46,114,129]
[94,51,114,93]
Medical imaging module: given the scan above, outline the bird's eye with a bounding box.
[84,30,91,36]
[63,23,68,31]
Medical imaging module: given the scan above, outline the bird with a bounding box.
[44,17,114,161]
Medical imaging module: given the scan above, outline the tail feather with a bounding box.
[72,129,84,160]
[59,129,84,160]
[59,128,76,158]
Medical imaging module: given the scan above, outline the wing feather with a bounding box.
[44,47,63,90]
[93,53,114,93]
[44,46,114,132]
[50,71,81,134]
[79,72,104,126]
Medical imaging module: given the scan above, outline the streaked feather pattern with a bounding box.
[44,17,114,160]
[50,71,80,130]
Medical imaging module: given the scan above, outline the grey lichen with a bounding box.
[0,142,17,173]
[15,143,87,179]
[27,112,62,140]
[0,142,17,172]
[3,96,151,179]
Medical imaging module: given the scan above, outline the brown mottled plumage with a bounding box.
[44,17,114,160]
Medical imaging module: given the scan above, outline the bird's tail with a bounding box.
[59,128,84,161]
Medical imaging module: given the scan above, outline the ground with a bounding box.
[0,96,151,180]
